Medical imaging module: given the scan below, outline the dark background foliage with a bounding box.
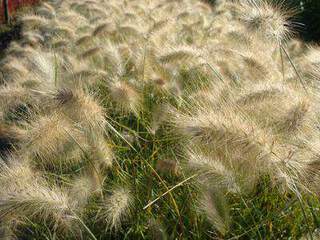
[284,0,320,42]
[301,0,320,42]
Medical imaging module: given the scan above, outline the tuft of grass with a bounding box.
[0,0,320,239]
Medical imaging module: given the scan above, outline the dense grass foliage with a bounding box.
[1,0,320,239]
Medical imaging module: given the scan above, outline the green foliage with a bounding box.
[227,178,320,239]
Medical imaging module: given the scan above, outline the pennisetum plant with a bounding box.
[0,0,319,239]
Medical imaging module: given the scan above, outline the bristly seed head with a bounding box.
[239,0,295,43]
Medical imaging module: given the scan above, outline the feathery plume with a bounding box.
[79,46,103,59]
[87,137,113,168]
[0,85,31,114]
[54,88,106,135]
[21,15,50,28]
[0,124,23,154]
[0,181,76,233]
[93,22,114,37]
[98,187,133,231]
[21,113,85,167]
[109,81,141,114]
[75,35,94,46]
[69,173,102,209]
[0,160,78,233]
[198,187,230,235]
[239,0,294,43]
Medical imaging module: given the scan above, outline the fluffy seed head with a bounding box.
[79,46,103,59]
[239,1,294,43]
[75,35,94,46]
[0,161,77,233]
[93,22,114,37]
[198,187,230,235]
[0,85,31,115]
[54,88,106,135]
[109,81,141,114]
[69,174,102,209]
[21,113,85,167]
[87,137,113,168]
[98,187,132,231]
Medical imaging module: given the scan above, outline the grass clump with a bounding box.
[0,0,320,239]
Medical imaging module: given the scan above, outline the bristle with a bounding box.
[198,187,230,235]
[21,15,49,27]
[159,46,201,65]
[0,85,31,113]
[75,35,93,46]
[0,124,24,153]
[109,81,141,114]
[239,0,294,43]
[69,174,101,209]
[98,187,132,231]
[0,160,77,233]
[93,22,114,37]
[20,113,85,167]
[0,158,35,186]
[87,137,113,168]
[156,158,178,175]
[0,181,76,233]
[54,88,106,135]
[79,47,103,59]
[187,151,240,193]
[54,88,75,105]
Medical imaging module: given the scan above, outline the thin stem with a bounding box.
[280,44,307,92]
[206,62,224,82]
[143,173,199,210]
[63,128,104,200]
[279,45,285,81]
[105,120,137,152]
[72,212,98,240]
[53,51,58,87]
[292,183,314,240]
[144,157,181,217]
